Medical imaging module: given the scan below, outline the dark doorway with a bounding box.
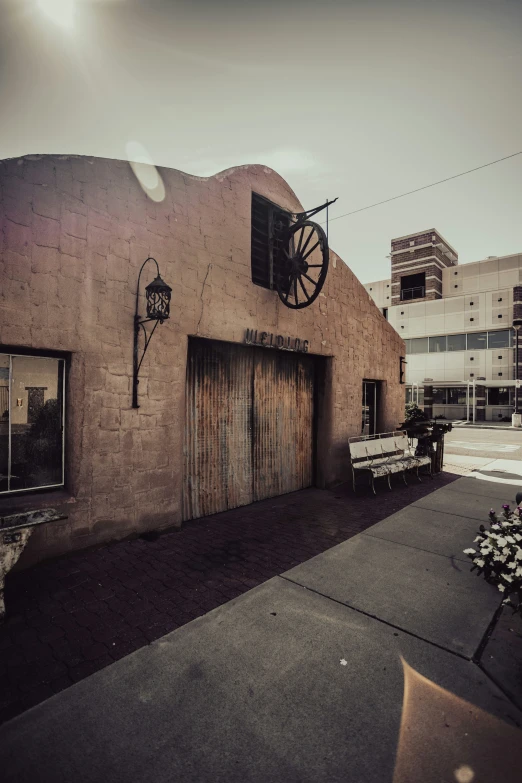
[362,380,379,435]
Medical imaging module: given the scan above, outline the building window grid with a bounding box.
[431,387,514,407]
[405,329,514,355]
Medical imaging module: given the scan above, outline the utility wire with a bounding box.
[321,151,522,225]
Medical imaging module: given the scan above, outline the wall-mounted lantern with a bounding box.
[132,257,172,409]
[399,356,407,385]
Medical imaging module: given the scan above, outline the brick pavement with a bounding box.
[0,472,459,724]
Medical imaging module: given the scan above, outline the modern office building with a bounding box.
[364,229,522,422]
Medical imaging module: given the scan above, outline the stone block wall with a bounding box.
[0,155,405,566]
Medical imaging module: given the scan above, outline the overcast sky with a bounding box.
[1,0,521,283]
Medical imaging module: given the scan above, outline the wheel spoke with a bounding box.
[296,226,305,256]
[293,275,298,305]
[298,275,311,300]
[307,264,323,268]
[299,227,315,259]
[302,272,317,286]
[301,240,320,262]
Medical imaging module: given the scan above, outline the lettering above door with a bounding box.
[244,329,309,353]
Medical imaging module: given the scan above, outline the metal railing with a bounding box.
[400,286,425,301]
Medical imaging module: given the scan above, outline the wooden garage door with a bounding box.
[183,338,315,521]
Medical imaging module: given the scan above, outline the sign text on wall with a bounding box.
[245,329,309,353]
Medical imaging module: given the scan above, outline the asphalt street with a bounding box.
[445,426,522,462]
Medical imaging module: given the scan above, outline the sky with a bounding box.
[0,0,521,283]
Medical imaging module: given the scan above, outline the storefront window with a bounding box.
[404,339,411,354]
[409,337,429,354]
[429,336,447,353]
[487,330,511,349]
[446,387,467,405]
[487,387,514,406]
[0,354,65,494]
[432,387,467,405]
[467,332,487,350]
[447,334,466,351]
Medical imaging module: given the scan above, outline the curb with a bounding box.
[452,424,520,431]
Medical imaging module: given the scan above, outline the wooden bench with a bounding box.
[348,431,432,494]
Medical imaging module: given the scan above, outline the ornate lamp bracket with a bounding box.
[132,257,172,409]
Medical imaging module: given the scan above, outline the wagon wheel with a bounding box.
[275,220,329,309]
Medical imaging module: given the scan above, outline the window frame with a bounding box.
[250,192,291,290]
[466,332,487,350]
[429,335,447,353]
[0,350,66,496]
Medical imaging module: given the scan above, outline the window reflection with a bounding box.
[0,355,9,493]
[0,355,64,494]
[487,330,510,349]
[466,332,487,350]
[447,334,466,351]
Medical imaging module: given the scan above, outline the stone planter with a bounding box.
[398,421,452,475]
[0,509,67,622]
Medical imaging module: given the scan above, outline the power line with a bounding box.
[322,150,522,225]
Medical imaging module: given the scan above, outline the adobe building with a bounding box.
[0,154,404,567]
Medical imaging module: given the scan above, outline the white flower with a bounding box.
[498,584,506,592]
[503,548,511,555]
[514,534,522,541]
[497,537,507,547]
[507,561,517,569]
[491,525,500,530]
[463,548,476,555]
[474,536,482,543]
[516,567,522,577]
[505,536,516,544]
[503,574,513,582]
[515,550,522,560]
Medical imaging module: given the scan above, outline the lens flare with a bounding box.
[126,141,166,203]
[37,0,75,29]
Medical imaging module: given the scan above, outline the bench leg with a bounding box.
[402,470,408,485]
[387,472,392,491]
[370,474,376,495]
[415,466,422,483]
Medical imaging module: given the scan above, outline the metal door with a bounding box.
[183,338,315,520]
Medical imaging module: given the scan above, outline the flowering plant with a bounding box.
[463,504,522,616]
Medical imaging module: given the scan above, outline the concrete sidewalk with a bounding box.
[1,477,522,782]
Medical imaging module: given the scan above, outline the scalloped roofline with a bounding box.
[0,153,303,207]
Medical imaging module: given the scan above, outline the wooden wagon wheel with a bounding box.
[275,220,329,309]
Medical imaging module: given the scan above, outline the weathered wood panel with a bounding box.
[183,338,314,521]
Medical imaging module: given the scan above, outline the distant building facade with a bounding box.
[365,229,522,422]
